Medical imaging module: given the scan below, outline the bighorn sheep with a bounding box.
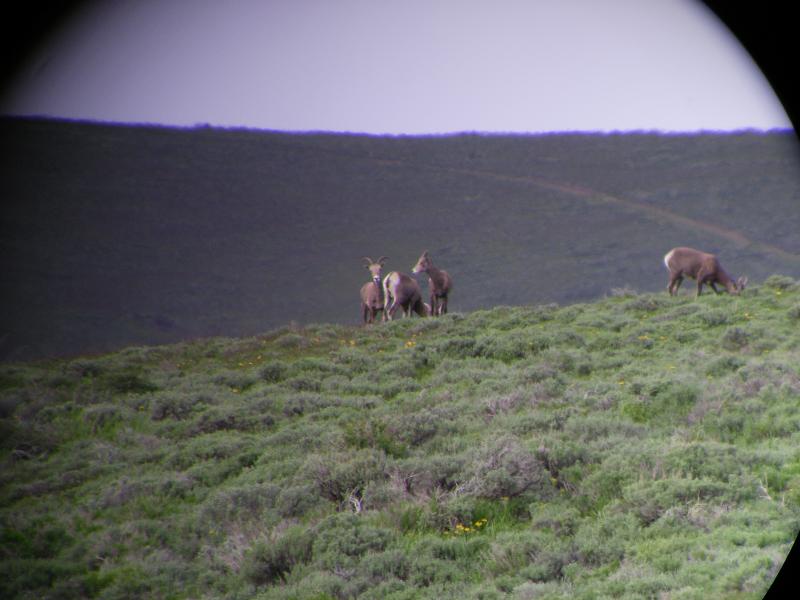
[360,256,387,324]
[382,271,428,320]
[411,250,452,316]
[664,247,747,297]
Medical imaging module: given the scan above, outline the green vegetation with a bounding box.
[2,118,800,360]
[2,277,799,598]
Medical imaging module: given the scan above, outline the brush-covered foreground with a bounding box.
[2,277,800,599]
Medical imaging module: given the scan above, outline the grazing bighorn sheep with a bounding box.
[382,271,428,320]
[360,256,388,324]
[411,250,452,316]
[664,247,747,297]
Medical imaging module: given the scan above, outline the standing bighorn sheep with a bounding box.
[360,256,387,323]
[412,250,452,316]
[664,247,747,297]
[382,271,428,320]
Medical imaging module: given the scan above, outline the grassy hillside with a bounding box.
[1,277,799,599]
[2,118,800,361]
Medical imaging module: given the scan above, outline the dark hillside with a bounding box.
[2,118,799,360]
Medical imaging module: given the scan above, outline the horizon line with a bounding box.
[1,113,795,138]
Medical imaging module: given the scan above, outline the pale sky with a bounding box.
[0,0,791,134]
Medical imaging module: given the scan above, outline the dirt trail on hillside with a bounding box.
[373,157,800,266]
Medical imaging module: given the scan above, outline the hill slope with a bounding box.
[2,118,800,361]
[1,279,799,598]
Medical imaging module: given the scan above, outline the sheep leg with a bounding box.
[668,274,683,295]
[696,278,705,297]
